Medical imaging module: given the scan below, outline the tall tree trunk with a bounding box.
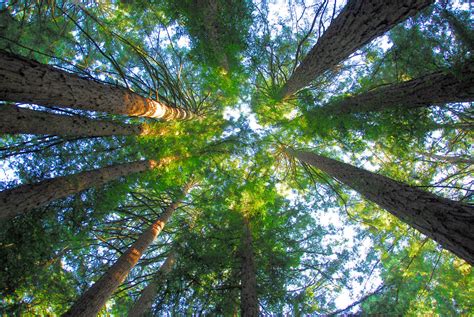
[316,66,474,116]
[128,251,176,317]
[286,148,474,265]
[63,183,192,317]
[280,0,434,98]
[0,51,193,120]
[240,216,258,317]
[0,104,149,137]
[0,159,164,220]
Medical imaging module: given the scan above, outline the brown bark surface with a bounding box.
[63,184,192,317]
[0,51,193,120]
[128,252,176,317]
[0,104,144,136]
[0,159,158,220]
[320,66,474,115]
[288,148,474,265]
[280,0,434,98]
[240,216,259,317]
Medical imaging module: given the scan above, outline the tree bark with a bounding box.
[287,148,474,265]
[318,66,474,115]
[0,104,145,136]
[128,251,176,317]
[63,184,192,317]
[0,159,161,220]
[0,51,193,120]
[280,0,434,98]
[240,216,259,317]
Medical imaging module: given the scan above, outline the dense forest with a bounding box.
[0,0,473,316]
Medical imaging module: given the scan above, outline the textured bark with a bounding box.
[287,148,474,265]
[0,104,144,136]
[0,159,159,220]
[128,252,176,317]
[240,216,259,317]
[0,51,193,120]
[280,0,434,98]
[319,66,474,115]
[63,184,192,317]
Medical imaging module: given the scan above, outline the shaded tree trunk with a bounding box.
[128,251,176,317]
[0,51,193,120]
[0,159,162,220]
[63,183,192,317]
[317,66,474,115]
[0,104,149,137]
[286,148,474,265]
[240,216,258,317]
[280,0,434,98]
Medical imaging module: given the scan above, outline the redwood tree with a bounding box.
[0,51,193,120]
[240,215,259,317]
[286,148,474,265]
[280,0,434,98]
[0,159,162,220]
[63,183,192,317]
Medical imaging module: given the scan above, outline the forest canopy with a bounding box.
[0,0,473,316]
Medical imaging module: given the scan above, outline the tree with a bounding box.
[0,159,165,220]
[279,0,434,98]
[286,148,474,265]
[313,63,474,116]
[63,182,192,317]
[0,51,194,120]
[0,104,168,137]
[128,251,176,317]
[240,215,258,317]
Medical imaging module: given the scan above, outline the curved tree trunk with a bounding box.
[128,251,176,317]
[317,66,474,115]
[0,51,193,120]
[287,148,474,265]
[280,0,434,98]
[0,159,161,220]
[63,183,192,317]
[240,216,258,317]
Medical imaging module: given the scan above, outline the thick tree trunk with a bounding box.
[287,148,474,265]
[0,51,193,120]
[128,251,176,317]
[280,0,434,98]
[0,104,144,136]
[318,66,474,115]
[63,184,192,317]
[0,159,160,220]
[240,216,259,317]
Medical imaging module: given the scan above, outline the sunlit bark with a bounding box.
[0,51,193,120]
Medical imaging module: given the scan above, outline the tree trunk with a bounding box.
[240,216,258,317]
[287,148,474,265]
[0,159,162,220]
[318,66,474,115]
[0,104,145,137]
[280,0,434,98]
[128,251,176,317]
[63,184,192,317]
[0,51,193,120]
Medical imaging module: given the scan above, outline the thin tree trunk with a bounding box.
[317,66,474,115]
[280,0,434,98]
[287,148,474,265]
[128,251,176,317]
[240,216,258,317]
[0,159,164,220]
[63,183,192,317]
[0,51,193,120]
